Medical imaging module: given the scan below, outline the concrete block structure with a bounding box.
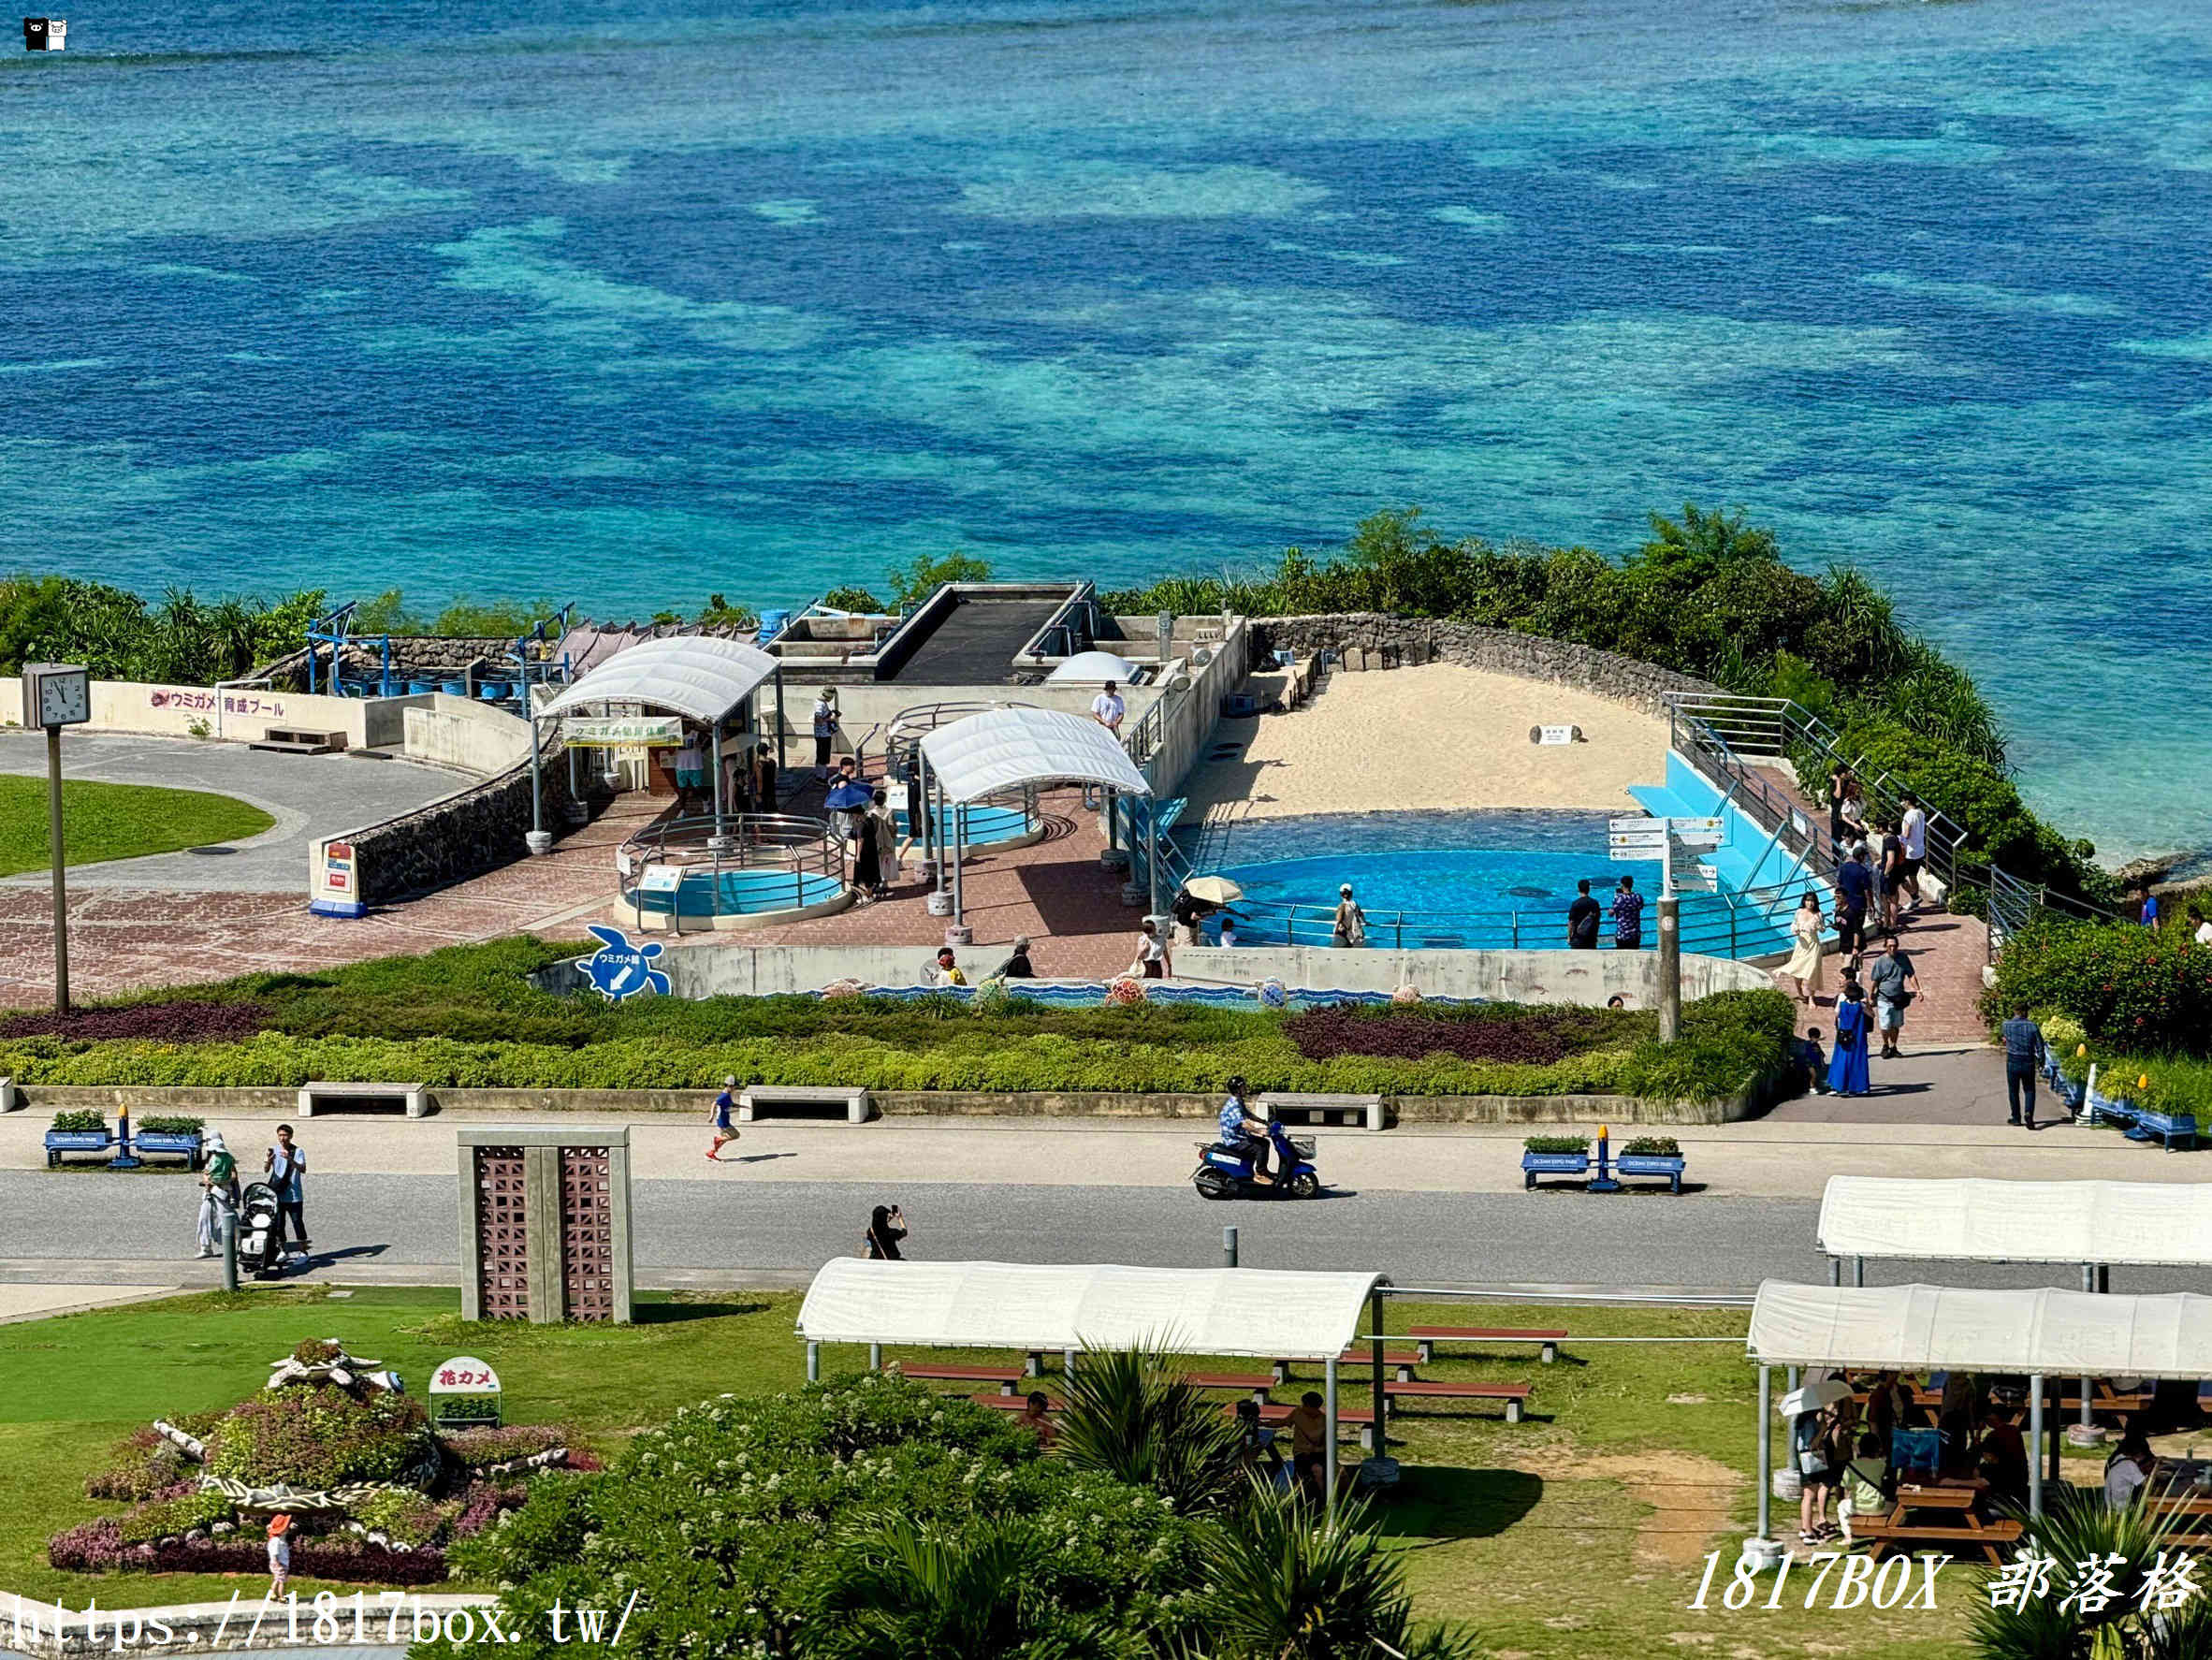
[458,1127,633,1324]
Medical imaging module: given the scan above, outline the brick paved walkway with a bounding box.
[0,794,658,1007]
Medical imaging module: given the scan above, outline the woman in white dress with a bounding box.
[1783,892,1826,1009]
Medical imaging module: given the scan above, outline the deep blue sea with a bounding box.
[3,0,2208,860]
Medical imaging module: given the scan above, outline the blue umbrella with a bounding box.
[823,779,874,811]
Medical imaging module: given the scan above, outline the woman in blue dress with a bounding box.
[1828,981,1872,1097]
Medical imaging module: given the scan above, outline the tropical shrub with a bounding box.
[202,1385,430,1489]
[1055,1346,1246,1517]
[1990,920,2212,1054]
[427,1374,1201,1660]
[50,1109,106,1133]
[137,1114,205,1135]
[1521,1136,1589,1155]
[818,585,886,613]
[0,1001,268,1042]
[1621,1136,1681,1157]
[1969,1487,2212,1660]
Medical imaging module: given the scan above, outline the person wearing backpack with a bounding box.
[1332,884,1367,948]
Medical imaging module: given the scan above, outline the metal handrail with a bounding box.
[620,812,848,914]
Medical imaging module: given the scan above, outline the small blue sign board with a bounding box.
[581,925,669,1001]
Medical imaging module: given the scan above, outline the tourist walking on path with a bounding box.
[1332,883,1367,948]
[864,1204,908,1260]
[1131,918,1171,979]
[1090,678,1126,739]
[1898,795,1928,911]
[852,791,885,897]
[811,691,840,779]
[2001,1004,2046,1129]
[1782,892,1826,1009]
[751,741,778,813]
[1827,983,1871,1096]
[196,1130,239,1260]
[1833,843,1872,970]
[1867,935,1921,1058]
[1837,777,1867,852]
[1610,875,1645,951]
[1567,878,1601,949]
[866,791,898,898]
[707,1075,742,1161]
[994,935,1036,979]
[2138,886,2161,930]
[1826,765,1855,850]
[1876,821,1908,932]
[265,1125,307,1253]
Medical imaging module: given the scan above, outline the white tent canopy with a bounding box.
[536,634,779,727]
[1817,1175,2212,1268]
[1749,1280,2212,1381]
[798,1260,1381,1361]
[919,706,1149,804]
[1045,650,1142,685]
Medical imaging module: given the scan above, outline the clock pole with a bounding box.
[46,719,67,1014]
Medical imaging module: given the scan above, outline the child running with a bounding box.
[707,1075,742,1161]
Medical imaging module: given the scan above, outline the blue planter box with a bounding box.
[44,1129,113,1168]
[1521,1151,1591,1190]
[135,1130,205,1169]
[1617,1154,1689,1194]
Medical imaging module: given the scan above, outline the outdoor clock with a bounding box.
[22,663,91,729]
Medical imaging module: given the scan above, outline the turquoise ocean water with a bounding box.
[3,0,2208,860]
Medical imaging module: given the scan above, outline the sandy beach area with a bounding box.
[1180,663,1667,823]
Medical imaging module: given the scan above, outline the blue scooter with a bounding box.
[1192,1117,1321,1201]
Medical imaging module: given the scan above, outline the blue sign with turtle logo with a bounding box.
[580,925,670,1001]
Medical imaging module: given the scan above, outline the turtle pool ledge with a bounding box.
[8,1083,1765,1127]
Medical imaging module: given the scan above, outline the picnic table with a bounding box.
[1854,1478,2021,1566]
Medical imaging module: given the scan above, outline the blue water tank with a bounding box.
[756,608,792,643]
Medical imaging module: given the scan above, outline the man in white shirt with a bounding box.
[1090,679,1126,738]
[1898,795,1928,910]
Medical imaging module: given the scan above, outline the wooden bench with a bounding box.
[1410,1326,1566,1365]
[971,1391,1060,1413]
[1382,1379,1533,1424]
[897,1362,1025,1396]
[1335,1349,1424,1382]
[1186,1372,1278,1403]
[250,727,347,755]
[1229,1401,1378,1453]
[1259,1091,1385,1132]
[1851,1514,2022,1567]
[737,1084,872,1124]
[298,1081,428,1118]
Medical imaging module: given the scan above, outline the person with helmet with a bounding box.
[1215,1076,1273,1185]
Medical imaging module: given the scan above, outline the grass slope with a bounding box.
[0,1285,2045,1653]
[0,776,272,876]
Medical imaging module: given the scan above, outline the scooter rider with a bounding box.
[1217,1076,1273,1186]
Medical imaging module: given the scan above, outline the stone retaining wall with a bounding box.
[1253,614,1720,716]
[341,728,578,902]
[7,1081,1763,1126]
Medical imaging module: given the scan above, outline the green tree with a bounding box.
[431,595,556,637]
[693,593,760,632]
[886,550,994,606]
[350,589,424,634]
[819,585,886,613]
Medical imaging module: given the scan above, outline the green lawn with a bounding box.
[0,1286,2086,1654]
[0,776,273,876]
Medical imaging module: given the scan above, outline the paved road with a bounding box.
[0,731,458,891]
[7,1172,2203,1296]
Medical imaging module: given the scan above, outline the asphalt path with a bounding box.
[7,1172,2204,1295]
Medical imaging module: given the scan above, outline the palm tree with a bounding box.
[1187,1478,1483,1660]
[1969,1487,2208,1660]
[806,1513,1135,1660]
[1054,1344,1245,1516]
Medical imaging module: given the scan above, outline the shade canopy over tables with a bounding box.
[799,1260,1389,1510]
[912,707,1152,934]
[1816,1175,2212,1272]
[1742,1280,2212,1547]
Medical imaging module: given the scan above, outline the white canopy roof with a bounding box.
[1749,1280,2212,1380]
[1045,650,1142,684]
[1817,1176,2212,1268]
[919,706,1149,804]
[798,1260,1383,1361]
[537,635,779,726]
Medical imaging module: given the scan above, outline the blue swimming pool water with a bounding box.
[632,866,844,919]
[1178,811,1656,949]
[894,801,1031,847]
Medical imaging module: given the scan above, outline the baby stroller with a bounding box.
[237,1181,288,1279]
